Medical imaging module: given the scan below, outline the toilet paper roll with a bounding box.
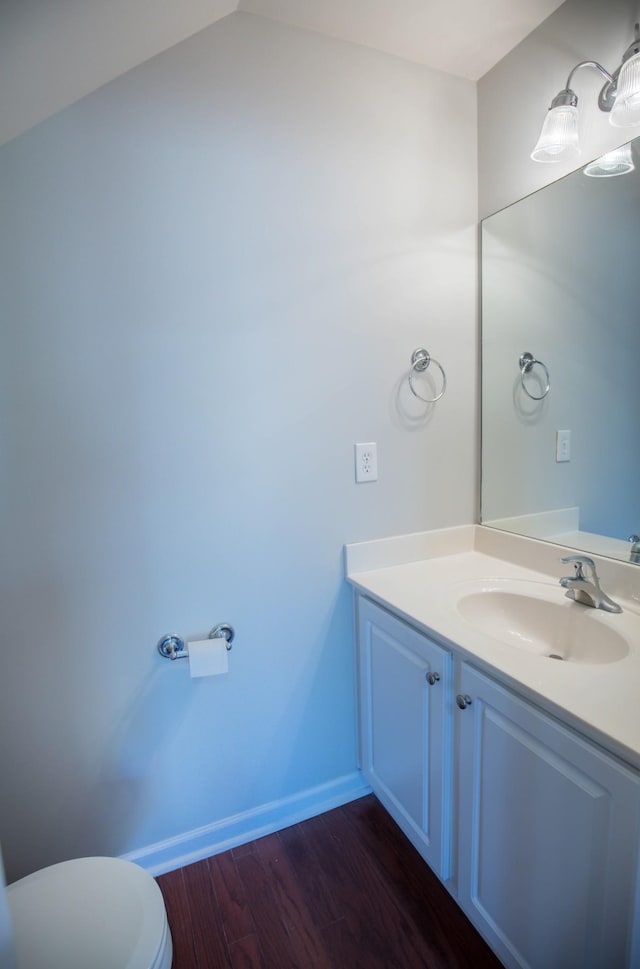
[188,638,229,678]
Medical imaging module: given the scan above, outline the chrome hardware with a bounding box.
[559,556,622,613]
[157,624,235,661]
[629,535,640,564]
[408,348,447,403]
[157,634,187,661]
[210,623,234,649]
[426,672,440,686]
[456,694,472,710]
[593,25,640,112]
[519,352,550,400]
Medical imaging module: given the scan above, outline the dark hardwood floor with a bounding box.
[156,794,503,969]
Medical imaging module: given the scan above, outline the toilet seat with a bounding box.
[7,856,172,969]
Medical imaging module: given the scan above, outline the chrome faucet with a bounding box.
[559,555,622,613]
[629,535,640,564]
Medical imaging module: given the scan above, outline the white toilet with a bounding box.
[7,856,172,969]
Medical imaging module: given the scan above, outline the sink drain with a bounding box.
[547,653,564,661]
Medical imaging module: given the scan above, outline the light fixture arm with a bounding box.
[554,45,638,116]
[561,62,617,114]
[565,61,614,91]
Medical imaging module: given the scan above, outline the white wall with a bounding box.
[0,0,237,147]
[0,12,477,880]
[478,0,640,217]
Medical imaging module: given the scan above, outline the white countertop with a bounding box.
[346,526,640,771]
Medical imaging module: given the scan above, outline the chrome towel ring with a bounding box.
[409,348,447,403]
[519,352,550,400]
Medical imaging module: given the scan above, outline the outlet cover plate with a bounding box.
[355,442,378,483]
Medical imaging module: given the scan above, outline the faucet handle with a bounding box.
[561,554,596,579]
[561,554,595,566]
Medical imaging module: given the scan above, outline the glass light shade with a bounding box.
[583,143,635,177]
[610,52,640,127]
[531,104,580,162]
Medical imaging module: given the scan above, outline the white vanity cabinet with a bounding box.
[357,596,452,880]
[455,663,640,969]
[354,593,640,969]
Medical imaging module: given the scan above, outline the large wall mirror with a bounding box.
[481,135,640,565]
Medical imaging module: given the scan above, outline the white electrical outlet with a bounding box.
[556,429,571,463]
[355,442,378,483]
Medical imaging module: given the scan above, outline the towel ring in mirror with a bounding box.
[519,352,550,400]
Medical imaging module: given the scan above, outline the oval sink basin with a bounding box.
[456,586,629,664]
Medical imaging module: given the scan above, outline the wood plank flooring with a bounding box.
[156,794,503,969]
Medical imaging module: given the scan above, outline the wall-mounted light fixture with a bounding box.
[531,23,640,163]
[583,142,635,177]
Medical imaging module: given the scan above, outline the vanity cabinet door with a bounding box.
[357,596,452,880]
[456,663,640,969]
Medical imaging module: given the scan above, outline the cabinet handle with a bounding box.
[426,672,440,686]
[456,693,472,710]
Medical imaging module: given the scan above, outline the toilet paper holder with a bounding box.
[157,624,234,661]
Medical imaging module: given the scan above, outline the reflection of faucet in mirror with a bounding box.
[559,555,622,613]
[629,535,640,563]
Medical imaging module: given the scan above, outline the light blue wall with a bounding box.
[0,12,477,880]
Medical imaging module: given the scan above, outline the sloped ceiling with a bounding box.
[239,0,567,80]
[0,0,566,146]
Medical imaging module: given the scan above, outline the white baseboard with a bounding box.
[122,771,371,876]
